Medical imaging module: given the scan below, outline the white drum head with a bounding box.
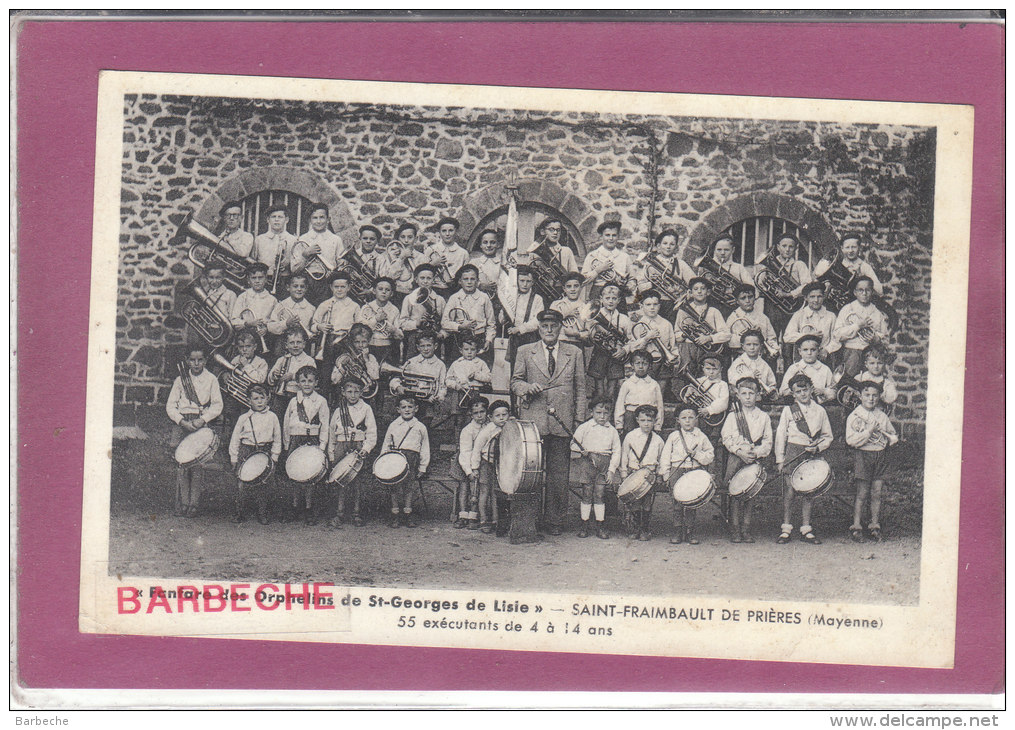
[373,452,409,482]
[672,469,713,504]
[238,452,271,483]
[618,467,654,501]
[174,427,216,465]
[791,458,832,494]
[286,445,326,482]
[328,452,361,483]
[728,463,763,497]
[497,420,523,495]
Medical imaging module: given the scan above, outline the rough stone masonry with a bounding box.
[115,93,936,428]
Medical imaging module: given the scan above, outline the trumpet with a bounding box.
[334,344,379,399]
[212,353,256,408]
[380,363,440,400]
[638,253,688,305]
[268,353,293,396]
[178,280,234,349]
[172,213,252,292]
[291,239,334,281]
[270,240,286,296]
[676,301,723,355]
[562,300,600,331]
[631,321,679,366]
[851,413,889,448]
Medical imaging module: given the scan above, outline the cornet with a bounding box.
[845,313,878,344]
[631,321,679,367]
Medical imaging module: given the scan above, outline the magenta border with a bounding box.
[15,20,1004,694]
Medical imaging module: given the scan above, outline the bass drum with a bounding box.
[496,418,543,495]
[790,457,833,497]
[671,469,715,508]
[728,462,767,499]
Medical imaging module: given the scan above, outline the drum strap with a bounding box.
[677,428,699,468]
[790,402,813,439]
[637,431,653,465]
[522,289,535,323]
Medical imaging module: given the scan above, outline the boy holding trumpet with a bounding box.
[845,380,899,542]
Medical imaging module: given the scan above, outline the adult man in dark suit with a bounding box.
[511,309,588,535]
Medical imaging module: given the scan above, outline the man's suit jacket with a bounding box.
[510,340,587,438]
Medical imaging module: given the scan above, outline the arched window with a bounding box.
[237,189,318,237]
[466,202,583,257]
[722,216,815,268]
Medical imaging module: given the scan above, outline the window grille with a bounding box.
[722,217,812,268]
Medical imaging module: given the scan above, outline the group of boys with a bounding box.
[168,209,901,544]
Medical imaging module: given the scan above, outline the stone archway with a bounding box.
[456,178,597,258]
[683,192,838,262]
[194,166,357,242]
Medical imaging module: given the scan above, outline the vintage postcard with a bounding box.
[79,71,972,667]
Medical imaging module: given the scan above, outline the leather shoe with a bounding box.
[547,525,563,536]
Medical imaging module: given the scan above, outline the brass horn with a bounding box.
[173,213,252,292]
[178,280,234,349]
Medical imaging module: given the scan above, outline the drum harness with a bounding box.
[237,412,271,475]
[676,428,704,470]
[733,399,763,448]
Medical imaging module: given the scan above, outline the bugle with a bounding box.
[240,308,269,353]
[638,252,688,306]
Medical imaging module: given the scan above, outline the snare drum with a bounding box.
[617,467,656,503]
[790,457,833,497]
[237,451,273,486]
[496,418,543,495]
[372,451,410,486]
[327,451,364,488]
[671,469,715,507]
[728,462,767,499]
[174,427,219,468]
[285,445,328,485]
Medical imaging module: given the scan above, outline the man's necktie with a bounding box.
[547,345,556,376]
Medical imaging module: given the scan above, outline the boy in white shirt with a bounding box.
[855,343,898,408]
[571,399,622,540]
[446,337,493,424]
[613,350,664,434]
[780,334,836,404]
[230,263,278,351]
[455,397,489,529]
[442,263,496,362]
[281,366,330,525]
[326,377,378,528]
[470,400,512,534]
[426,216,470,297]
[783,282,838,364]
[267,328,316,421]
[619,405,665,541]
[775,373,834,545]
[380,397,431,528]
[581,220,634,305]
[845,381,899,543]
[726,284,779,359]
[166,346,224,518]
[721,378,773,543]
[252,205,297,293]
[267,272,315,346]
[398,264,446,359]
[833,276,891,377]
[661,403,715,545]
[229,383,282,525]
[728,330,777,401]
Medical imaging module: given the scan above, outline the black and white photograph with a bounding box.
[80,72,971,666]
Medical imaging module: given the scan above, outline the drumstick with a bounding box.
[547,407,589,457]
[764,448,812,487]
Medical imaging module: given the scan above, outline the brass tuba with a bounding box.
[638,253,688,306]
[338,247,378,304]
[676,301,723,354]
[178,280,234,349]
[172,213,252,292]
[693,255,740,309]
[380,363,440,400]
[753,258,802,315]
[334,344,379,399]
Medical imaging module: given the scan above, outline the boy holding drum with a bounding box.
[775,373,834,545]
[281,365,330,525]
[721,377,773,543]
[661,402,715,545]
[228,383,282,525]
[379,396,430,528]
[326,377,378,529]
[619,404,666,541]
[166,346,223,517]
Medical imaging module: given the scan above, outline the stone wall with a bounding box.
[115,93,935,426]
